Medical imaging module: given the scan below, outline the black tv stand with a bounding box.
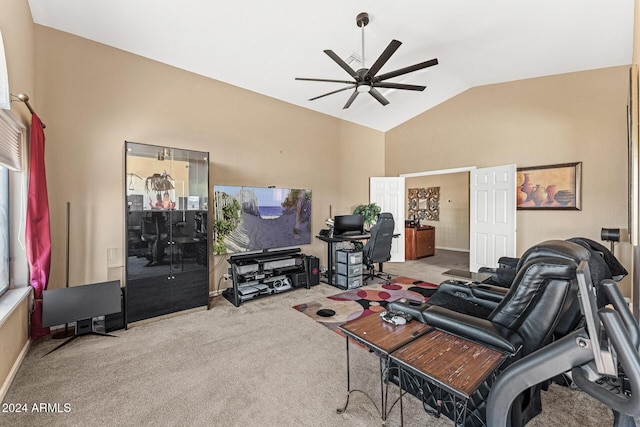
[223,248,311,307]
[44,318,117,356]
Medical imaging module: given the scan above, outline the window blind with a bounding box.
[0,109,23,171]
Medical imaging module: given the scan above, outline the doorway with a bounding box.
[401,164,517,272]
[402,167,474,269]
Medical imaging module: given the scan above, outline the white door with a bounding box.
[370,177,405,262]
[470,164,516,272]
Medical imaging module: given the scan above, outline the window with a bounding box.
[0,109,24,297]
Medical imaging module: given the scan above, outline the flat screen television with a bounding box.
[212,185,312,254]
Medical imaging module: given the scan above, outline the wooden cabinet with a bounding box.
[405,226,435,260]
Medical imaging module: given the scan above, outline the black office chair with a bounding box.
[362,212,395,282]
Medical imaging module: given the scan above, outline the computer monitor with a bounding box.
[42,280,122,328]
[42,280,122,355]
[333,214,364,236]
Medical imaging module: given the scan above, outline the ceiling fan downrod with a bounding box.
[356,12,369,70]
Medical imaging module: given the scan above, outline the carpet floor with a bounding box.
[1,259,622,427]
[293,276,437,331]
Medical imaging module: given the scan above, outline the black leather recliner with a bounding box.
[389,240,592,426]
[487,262,640,427]
[397,236,627,323]
[478,237,627,294]
[478,256,519,288]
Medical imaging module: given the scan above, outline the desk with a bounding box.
[390,329,506,426]
[316,233,371,286]
[337,314,432,423]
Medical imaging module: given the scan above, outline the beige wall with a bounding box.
[636,0,640,64]
[405,173,470,251]
[33,25,384,288]
[335,121,385,216]
[386,66,632,294]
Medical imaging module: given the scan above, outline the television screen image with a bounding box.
[212,185,312,254]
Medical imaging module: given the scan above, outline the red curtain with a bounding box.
[26,113,51,339]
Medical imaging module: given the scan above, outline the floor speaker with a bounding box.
[289,272,307,288]
[305,255,320,286]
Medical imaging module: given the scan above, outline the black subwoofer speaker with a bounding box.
[305,255,320,286]
[289,272,308,288]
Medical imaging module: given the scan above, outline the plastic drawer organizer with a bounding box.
[335,249,363,289]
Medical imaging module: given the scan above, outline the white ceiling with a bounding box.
[28,1,634,132]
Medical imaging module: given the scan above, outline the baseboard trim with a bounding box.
[435,247,470,253]
[127,305,208,329]
[0,338,30,402]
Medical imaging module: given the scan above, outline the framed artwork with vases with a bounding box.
[517,162,582,210]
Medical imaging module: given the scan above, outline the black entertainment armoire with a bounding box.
[124,141,210,324]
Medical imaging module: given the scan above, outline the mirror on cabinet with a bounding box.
[125,141,210,324]
[125,141,209,281]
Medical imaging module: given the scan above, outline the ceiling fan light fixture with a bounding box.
[295,11,438,109]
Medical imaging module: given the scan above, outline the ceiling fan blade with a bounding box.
[308,85,355,101]
[366,40,402,79]
[324,50,360,79]
[374,58,438,82]
[343,90,359,109]
[369,88,389,106]
[296,77,356,85]
[372,82,426,91]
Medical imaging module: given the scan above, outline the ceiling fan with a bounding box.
[296,12,438,109]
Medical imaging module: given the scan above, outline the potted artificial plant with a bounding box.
[353,203,381,231]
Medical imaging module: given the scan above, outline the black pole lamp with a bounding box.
[601,228,621,254]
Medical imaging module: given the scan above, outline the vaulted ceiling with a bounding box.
[28,1,634,131]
